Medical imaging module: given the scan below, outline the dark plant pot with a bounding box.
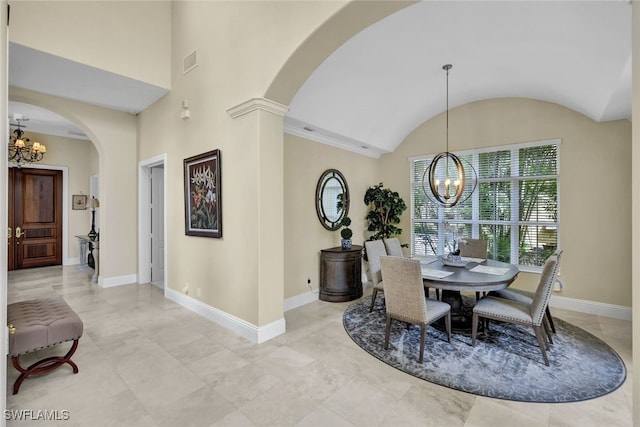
[341,239,352,250]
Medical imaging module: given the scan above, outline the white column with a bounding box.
[227,97,288,341]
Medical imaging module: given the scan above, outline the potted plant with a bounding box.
[340,217,353,250]
[363,182,407,242]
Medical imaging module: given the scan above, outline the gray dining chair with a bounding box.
[471,251,562,366]
[380,256,451,363]
[459,238,488,300]
[383,237,442,300]
[488,250,563,339]
[383,238,403,257]
[383,236,443,299]
[365,240,387,312]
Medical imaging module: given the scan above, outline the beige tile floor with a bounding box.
[6,265,633,426]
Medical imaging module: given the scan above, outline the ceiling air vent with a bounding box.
[183,49,198,74]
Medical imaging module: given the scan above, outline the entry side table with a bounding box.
[320,245,363,302]
[75,235,99,283]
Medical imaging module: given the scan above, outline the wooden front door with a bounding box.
[8,168,63,270]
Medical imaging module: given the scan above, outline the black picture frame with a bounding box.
[184,149,222,238]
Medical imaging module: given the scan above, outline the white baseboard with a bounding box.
[165,287,286,343]
[549,295,632,320]
[64,257,79,266]
[282,287,632,321]
[284,290,319,312]
[160,285,630,344]
[99,274,137,288]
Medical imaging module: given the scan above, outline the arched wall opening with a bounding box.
[7,99,100,269]
[9,86,138,285]
[261,1,414,311]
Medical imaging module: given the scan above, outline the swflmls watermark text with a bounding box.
[4,410,70,421]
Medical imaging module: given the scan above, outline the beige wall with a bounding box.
[379,97,632,307]
[13,131,97,261]
[138,1,346,326]
[9,0,171,89]
[1,0,8,411]
[283,134,379,299]
[631,4,639,424]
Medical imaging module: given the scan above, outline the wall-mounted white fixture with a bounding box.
[181,99,190,120]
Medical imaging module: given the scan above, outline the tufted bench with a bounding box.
[8,296,83,394]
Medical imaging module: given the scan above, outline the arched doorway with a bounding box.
[7,101,98,270]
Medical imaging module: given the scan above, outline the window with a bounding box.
[410,140,559,270]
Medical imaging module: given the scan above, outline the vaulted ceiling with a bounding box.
[285,1,632,158]
[8,1,631,153]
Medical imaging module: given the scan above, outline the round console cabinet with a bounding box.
[319,245,363,302]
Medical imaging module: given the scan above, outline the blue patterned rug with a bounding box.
[343,295,626,403]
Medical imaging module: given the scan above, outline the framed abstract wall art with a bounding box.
[184,149,222,238]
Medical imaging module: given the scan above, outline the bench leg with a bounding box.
[11,339,80,395]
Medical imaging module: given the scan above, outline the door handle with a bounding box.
[15,227,23,238]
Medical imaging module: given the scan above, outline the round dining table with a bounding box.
[421,258,519,333]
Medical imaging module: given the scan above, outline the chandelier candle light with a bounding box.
[423,64,476,208]
[8,116,47,167]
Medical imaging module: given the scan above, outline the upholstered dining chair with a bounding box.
[471,252,562,366]
[380,256,451,363]
[383,236,443,299]
[383,238,403,257]
[458,238,488,300]
[488,251,562,336]
[365,240,387,312]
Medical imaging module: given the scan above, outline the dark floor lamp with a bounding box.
[88,196,100,241]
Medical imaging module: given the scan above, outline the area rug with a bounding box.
[343,296,626,403]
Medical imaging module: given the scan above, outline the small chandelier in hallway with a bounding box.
[8,116,47,167]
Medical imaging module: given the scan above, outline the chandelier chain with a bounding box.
[422,63,477,208]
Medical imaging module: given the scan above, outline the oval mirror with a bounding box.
[315,169,349,231]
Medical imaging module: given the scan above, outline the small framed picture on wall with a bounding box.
[72,194,88,210]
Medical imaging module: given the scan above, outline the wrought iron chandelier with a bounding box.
[9,118,47,167]
[422,64,476,208]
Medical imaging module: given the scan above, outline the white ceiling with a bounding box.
[8,102,89,140]
[7,1,631,154]
[285,1,632,158]
[8,42,168,140]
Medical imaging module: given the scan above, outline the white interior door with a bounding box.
[150,166,165,286]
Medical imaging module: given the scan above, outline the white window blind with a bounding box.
[410,140,560,270]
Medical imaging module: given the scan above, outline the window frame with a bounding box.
[409,139,560,272]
